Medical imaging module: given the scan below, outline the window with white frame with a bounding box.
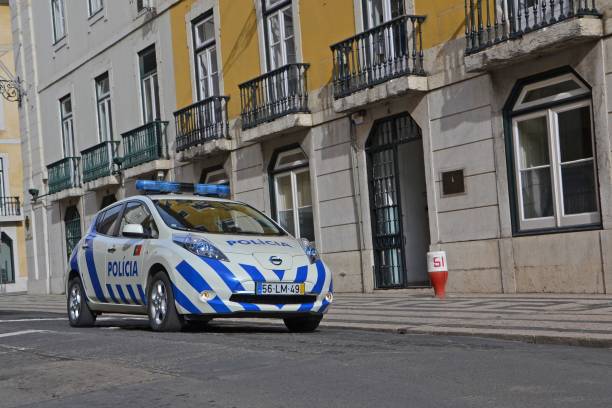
[263,0,296,70]
[271,147,314,241]
[139,46,160,123]
[95,73,113,141]
[508,72,599,232]
[362,0,404,29]
[88,0,103,17]
[193,13,219,100]
[51,0,66,43]
[0,232,15,284]
[136,0,153,12]
[0,157,5,198]
[60,95,76,157]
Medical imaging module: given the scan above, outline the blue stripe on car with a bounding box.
[176,260,231,314]
[115,285,129,304]
[106,284,119,303]
[239,264,266,282]
[84,236,107,302]
[126,285,140,305]
[272,269,284,280]
[137,284,147,305]
[295,265,308,283]
[200,257,246,292]
[171,283,201,314]
[240,303,260,312]
[298,303,314,312]
[69,250,79,274]
[311,260,326,294]
[319,299,330,313]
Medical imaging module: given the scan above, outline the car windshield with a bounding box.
[153,199,285,236]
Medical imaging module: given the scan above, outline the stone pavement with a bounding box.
[1,292,612,347]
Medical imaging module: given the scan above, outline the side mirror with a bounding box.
[122,223,146,238]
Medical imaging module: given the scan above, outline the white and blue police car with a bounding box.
[66,180,333,332]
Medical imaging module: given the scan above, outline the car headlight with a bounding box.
[173,234,228,261]
[300,238,319,264]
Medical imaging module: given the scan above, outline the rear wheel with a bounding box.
[283,315,322,333]
[147,271,184,332]
[67,277,96,327]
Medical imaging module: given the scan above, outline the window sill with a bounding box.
[88,9,105,27]
[52,36,68,53]
[513,223,602,238]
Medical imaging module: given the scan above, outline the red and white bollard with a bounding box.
[427,251,448,299]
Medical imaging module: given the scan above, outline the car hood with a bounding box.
[186,233,305,256]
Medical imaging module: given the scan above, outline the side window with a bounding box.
[120,202,158,238]
[96,204,123,236]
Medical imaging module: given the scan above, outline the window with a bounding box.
[0,157,4,198]
[95,204,123,236]
[136,0,153,12]
[270,147,314,241]
[0,98,5,130]
[51,0,66,43]
[60,95,76,157]
[263,0,295,71]
[88,0,103,17]
[0,232,15,284]
[362,0,404,29]
[64,206,81,260]
[95,73,113,141]
[154,199,284,236]
[200,167,229,185]
[139,46,160,123]
[507,71,599,233]
[192,13,219,100]
[120,202,158,238]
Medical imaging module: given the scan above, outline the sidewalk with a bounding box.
[1,292,612,347]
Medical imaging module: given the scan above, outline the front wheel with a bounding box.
[283,315,322,333]
[147,271,184,332]
[67,277,96,327]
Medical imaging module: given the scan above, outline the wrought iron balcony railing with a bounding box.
[121,120,169,169]
[174,96,229,152]
[465,0,601,55]
[47,157,81,194]
[239,63,310,130]
[0,197,20,217]
[331,15,426,99]
[81,141,120,183]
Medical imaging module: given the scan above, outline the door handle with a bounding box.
[107,247,116,253]
[81,244,89,249]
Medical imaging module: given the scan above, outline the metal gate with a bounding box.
[366,113,422,289]
[65,206,82,260]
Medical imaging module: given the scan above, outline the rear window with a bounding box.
[96,204,123,236]
[153,199,285,236]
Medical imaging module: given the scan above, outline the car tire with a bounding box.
[67,277,97,327]
[147,270,184,332]
[283,315,322,333]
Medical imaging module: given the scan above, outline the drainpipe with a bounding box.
[348,114,366,293]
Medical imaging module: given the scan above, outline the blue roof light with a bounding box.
[194,183,230,198]
[135,180,182,193]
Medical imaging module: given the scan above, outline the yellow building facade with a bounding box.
[0,1,27,292]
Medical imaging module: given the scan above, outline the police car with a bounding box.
[66,180,333,332]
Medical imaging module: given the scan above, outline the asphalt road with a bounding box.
[0,310,611,408]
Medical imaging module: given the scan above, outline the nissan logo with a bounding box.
[269,256,282,266]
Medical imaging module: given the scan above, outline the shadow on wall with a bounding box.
[223,7,258,77]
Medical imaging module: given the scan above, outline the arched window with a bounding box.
[0,232,15,284]
[270,146,314,241]
[64,206,82,259]
[506,70,599,233]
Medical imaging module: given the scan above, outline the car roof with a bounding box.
[99,194,239,212]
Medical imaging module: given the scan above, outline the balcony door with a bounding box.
[362,0,404,30]
[192,13,222,128]
[264,0,297,114]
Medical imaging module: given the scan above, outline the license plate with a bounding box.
[256,282,305,295]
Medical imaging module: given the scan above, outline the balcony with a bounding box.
[81,141,120,188]
[47,157,82,198]
[0,197,22,222]
[121,120,171,179]
[464,0,602,72]
[174,97,231,160]
[330,15,428,112]
[239,63,311,143]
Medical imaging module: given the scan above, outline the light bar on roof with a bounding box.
[194,183,230,198]
[135,180,230,197]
